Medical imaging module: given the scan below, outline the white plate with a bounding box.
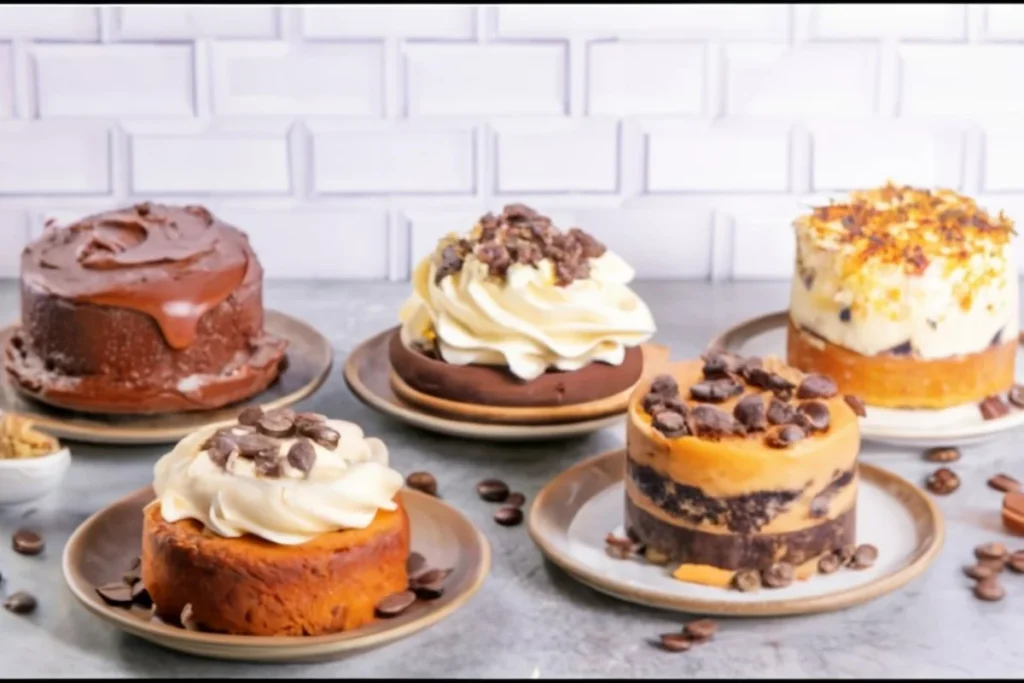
[709,311,1024,449]
[528,450,944,617]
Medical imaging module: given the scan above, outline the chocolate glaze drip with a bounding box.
[23,203,253,351]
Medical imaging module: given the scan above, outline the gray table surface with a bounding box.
[0,279,1020,678]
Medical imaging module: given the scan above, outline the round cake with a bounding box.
[393,203,656,408]
[142,408,409,636]
[4,203,287,414]
[787,184,1018,409]
[625,353,862,587]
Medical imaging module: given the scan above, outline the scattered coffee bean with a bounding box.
[980,395,1010,421]
[979,558,1007,573]
[732,569,762,592]
[131,582,152,608]
[410,568,451,600]
[1009,550,1024,573]
[306,425,340,450]
[797,401,831,432]
[642,392,666,414]
[838,545,856,566]
[406,472,438,497]
[683,619,718,642]
[988,473,1021,493]
[766,398,796,426]
[658,633,692,652]
[96,582,133,607]
[975,542,1008,562]
[293,412,327,431]
[818,552,842,575]
[650,374,679,398]
[733,395,766,431]
[12,530,44,556]
[964,564,996,581]
[690,378,743,404]
[851,544,878,570]
[762,562,795,588]
[407,552,427,578]
[3,591,36,615]
[256,413,294,438]
[690,405,742,439]
[652,410,689,438]
[974,577,1005,602]
[286,439,316,475]
[237,433,278,459]
[644,546,670,566]
[505,492,526,508]
[701,354,733,379]
[925,467,960,495]
[765,424,806,449]
[237,406,264,426]
[477,479,510,503]
[843,395,867,417]
[1009,385,1024,409]
[494,506,523,527]
[796,374,838,400]
[924,447,960,463]
[254,453,282,478]
[375,590,417,618]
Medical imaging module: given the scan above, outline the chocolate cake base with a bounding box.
[625,496,856,571]
[388,330,644,408]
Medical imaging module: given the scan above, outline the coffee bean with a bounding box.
[4,591,36,615]
[412,567,452,588]
[733,394,767,431]
[1008,550,1024,573]
[732,569,762,592]
[642,392,666,414]
[256,413,294,438]
[701,354,733,379]
[306,425,340,450]
[766,398,796,426]
[1009,385,1024,409]
[964,564,996,581]
[690,405,742,439]
[12,530,43,556]
[375,590,417,618]
[477,479,510,502]
[979,558,1007,573]
[838,544,857,566]
[205,435,236,469]
[286,439,316,475]
[818,552,842,575]
[843,395,867,417]
[796,374,838,400]
[131,582,152,608]
[762,562,795,588]
[237,406,264,426]
[293,412,326,431]
[254,453,282,478]
[407,552,427,577]
[650,374,679,398]
[975,542,1008,562]
[237,433,278,459]
[797,401,831,432]
[851,544,878,570]
[494,506,523,527]
[406,471,438,497]
[924,447,961,463]
[683,619,718,642]
[505,492,526,508]
[974,577,1005,602]
[980,395,1010,421]
[765,424,806,449]
[988,473,1021,493]
[925,467,960,495]
[652,410,689,438]
[96,582,133,607]
[744,368,793,398]
[658,633,692,652]
[411,568,451,600]
[690,378,743,404]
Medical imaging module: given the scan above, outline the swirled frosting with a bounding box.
[153,419,405,546]
[22,203,257,350]
[399,205,656,381]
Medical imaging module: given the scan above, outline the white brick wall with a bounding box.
[0,5,1017,280]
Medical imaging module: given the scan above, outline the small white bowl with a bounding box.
[0,447,71,506]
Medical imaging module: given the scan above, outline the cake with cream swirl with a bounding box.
[391,204,656,411]
[142,406,409,636]
[788,184,1018,409]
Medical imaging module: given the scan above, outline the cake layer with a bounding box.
[787,318,1017,409]
[389,329,644,407]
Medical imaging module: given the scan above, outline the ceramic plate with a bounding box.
[0,311,333,446]
[344,327,646,442]
[62,487,490,663]
[707,311,1024,449]
[528,449,944,617]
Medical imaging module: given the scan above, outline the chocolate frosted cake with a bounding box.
[4,203,287,414]
[625,352,864,590]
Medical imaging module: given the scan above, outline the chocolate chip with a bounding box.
[765,424,806,449]
[766,397,796,426]
[12,530,43,556]
[733,394,766,431]
[690,405,741,439]
[980,395,1010,421]
[689,378,743,403]
[206,435,236,468]
[306,425,340,450]
[988,473,1021,493]
[843,395,867,417]
[505,492,526,508]
[851,544,878,570]
[375,590,417,618]
[1009,550,1024,573]
[964,564,996,581]
[406,471,438,497]
[975,542,1008,562]
[96,582,133,607]
[762,562,795,588]
[237,406,264,426]
[477,479,510,503]
[658,633,693,652]
[924,447,960,463]
[732,569,762,592]
[797,401,830,432]
[494,506,523,527]
[974,577,1005,602]
[257,413,294,438]
[818,553,842,575]
[925,467,960,495]
[796,374,838,400]
[4,591,36,615]
[286,439,316,475]
[650,374,679,398]
[652,410,689,438]
[1009,385,1024,409]
[683,619,718,642]
[254,453,282,478]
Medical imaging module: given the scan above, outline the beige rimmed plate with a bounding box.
[707,311,1024,448]
[528,449,944,617]
[0,310,333,446]
[344,327,668,442]
[62,487,491,663]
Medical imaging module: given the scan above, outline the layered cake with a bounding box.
[5,203,287,414]
[143,407,409,636]
[393,203,656,408]
[625,353,863,588]
[788,184,1018,409]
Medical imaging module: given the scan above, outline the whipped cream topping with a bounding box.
[399,249,656,381]
[153,419,404,546]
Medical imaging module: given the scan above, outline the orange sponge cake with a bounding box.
[625,353,862,584]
